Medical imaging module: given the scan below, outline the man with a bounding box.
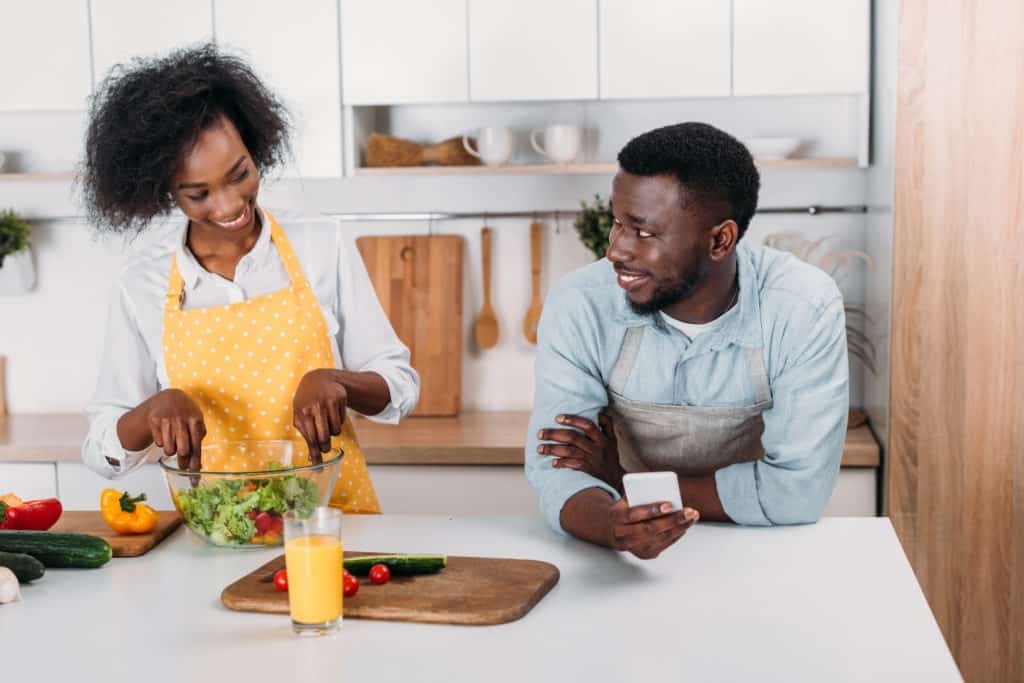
[526,122,849,559]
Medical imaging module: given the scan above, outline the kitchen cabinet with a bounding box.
[371,465,875,516]
[599,0,730,100]
[0,463,57,500]
[56,463,173,511]
[215,0,343,177]
[90,0,213,86]
[733,0,869,96]
[468,0,598,102]
[340,0,468,105]
[0,0,91,111]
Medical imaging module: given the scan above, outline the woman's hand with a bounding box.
[292,369,348,463]
[536,411,625,493]
[145,389,206,471]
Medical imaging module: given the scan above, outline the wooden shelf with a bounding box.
[353,158,858,176]
[0,173,74,182]
[0,411,880,468]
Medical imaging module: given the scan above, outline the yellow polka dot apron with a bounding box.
[161,210,381,513]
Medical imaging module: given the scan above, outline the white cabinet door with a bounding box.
[90,0,213,86]
[599,0,730,99]
[215,0,343,177]
[341,0,468,105]
[56,463,173,511]
[469,0,598,102]
[733,0,869,96]
[0,464,58,500]
[0,0,91,111]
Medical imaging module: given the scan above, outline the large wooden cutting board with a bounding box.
[51,511,183,557]
[356,236,463,416]
[221,551,559,626]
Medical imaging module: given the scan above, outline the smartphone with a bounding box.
[622,471,683,512]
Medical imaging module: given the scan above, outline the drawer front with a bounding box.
[56,463,174,510]
[0,463,58,500]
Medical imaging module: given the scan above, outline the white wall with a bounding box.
[0,166,868,414]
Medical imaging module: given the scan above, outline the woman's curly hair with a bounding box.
[81,43,291,233]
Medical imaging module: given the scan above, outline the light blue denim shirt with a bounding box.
[525,243,849,534]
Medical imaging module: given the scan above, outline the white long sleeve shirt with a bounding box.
[83,207,420,478]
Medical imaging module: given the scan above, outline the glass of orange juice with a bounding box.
[283,507,343,635]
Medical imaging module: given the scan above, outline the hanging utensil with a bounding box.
[474,226,499,349]
[523,222,543,344]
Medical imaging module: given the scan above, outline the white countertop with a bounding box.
[2,515,960,682]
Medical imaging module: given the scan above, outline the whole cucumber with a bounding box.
[0,531,112,568]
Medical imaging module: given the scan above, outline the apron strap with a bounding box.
[264,210,312,291]
[609,326,645,395]
[747,348,773,405]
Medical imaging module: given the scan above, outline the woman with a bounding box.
[80,44,419,514]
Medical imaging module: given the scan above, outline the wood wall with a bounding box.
[889,1,1024,681]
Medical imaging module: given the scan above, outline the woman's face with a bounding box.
[172,115,260,238]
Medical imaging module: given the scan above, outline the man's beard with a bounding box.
[627,258,707,316]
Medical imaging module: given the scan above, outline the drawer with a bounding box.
[56,463,174,510]
[370,465,877,518]
[0,463,58,500]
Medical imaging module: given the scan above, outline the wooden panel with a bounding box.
[221,550,559,625]
[356,236,463,416]
[51,511,182,557]
[889,1,1024,680]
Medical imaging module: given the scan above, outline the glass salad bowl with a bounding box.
[159,440,342,548]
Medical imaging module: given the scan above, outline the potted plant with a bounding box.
[0,209,35,295]
[574,194,614,259]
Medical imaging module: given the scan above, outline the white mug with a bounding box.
[462,127,514,167]
[530,124,581,164]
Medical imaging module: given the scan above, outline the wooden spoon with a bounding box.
[523,222,543,344]
[474,226,499,349]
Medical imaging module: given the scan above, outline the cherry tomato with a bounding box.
[254,512,273,534]
[343,570,360,597]
[273,569,288,592]
[369,563,391,585]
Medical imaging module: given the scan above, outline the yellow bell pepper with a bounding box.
[100,489,160,534]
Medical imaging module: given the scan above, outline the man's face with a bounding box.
[607,171,711,315]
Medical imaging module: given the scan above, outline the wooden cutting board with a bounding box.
[221,551,559,626]
[356,235,463,416]
[50,511,183,557]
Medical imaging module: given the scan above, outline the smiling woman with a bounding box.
[77,44,420,514]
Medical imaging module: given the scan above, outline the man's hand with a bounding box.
[537,411,625,492]
[293,369,348,462]
[145,389,206,471]
[608,498,699,560]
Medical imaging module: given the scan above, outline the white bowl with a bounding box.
[744,137,802,160]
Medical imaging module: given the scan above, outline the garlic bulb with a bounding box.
[0,567,21,604]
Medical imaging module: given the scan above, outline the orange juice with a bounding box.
[285,534,343,624]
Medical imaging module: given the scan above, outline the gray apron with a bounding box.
[608,326,774,476]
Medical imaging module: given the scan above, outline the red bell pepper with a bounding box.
[0,497,63,530]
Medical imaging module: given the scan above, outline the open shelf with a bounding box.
[353,158,858,176]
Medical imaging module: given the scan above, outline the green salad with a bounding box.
[175,470,319,546]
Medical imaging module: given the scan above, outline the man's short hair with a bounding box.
[617,122,760,239]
